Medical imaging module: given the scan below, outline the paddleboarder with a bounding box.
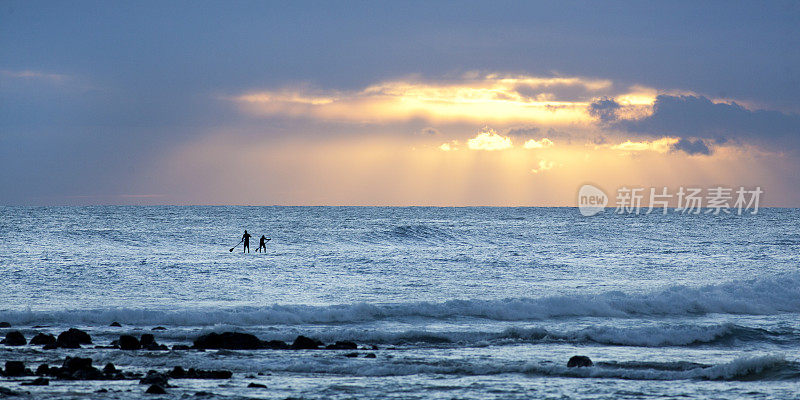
[241,230,251,253]
[256,235,270,252]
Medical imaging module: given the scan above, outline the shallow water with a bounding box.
[1,206,799,398]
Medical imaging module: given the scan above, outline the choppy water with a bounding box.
[1,206,799,399]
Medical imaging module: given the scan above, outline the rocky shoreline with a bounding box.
[1,324,593,396]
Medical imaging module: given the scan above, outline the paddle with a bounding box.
[229,239,243,252]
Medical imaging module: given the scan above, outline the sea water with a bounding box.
[0,206,799,399]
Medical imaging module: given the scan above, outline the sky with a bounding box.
[1,1,799,206]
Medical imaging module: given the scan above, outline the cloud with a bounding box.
[588,97,621,122]
[467,129,513,151]
[523,138,554,149]
[439,142,454,151]
[419,127,439,135]
[616,95,800,146]
[670,138,712,155]
[0,69,69,83]
[609,137,679,153]
[531,159,555,173]
[232,73,619,124]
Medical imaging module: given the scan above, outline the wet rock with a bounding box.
[325,340,357,350]
[263,340,289,349]
[364,353,377,358]
[176,368,232,379]
[0,387,22,396]
[35,364,49,375]
[110,322,122,327]
[96,388,109,393]
[119,335,141,350]
[56,328,92,348]
[567,355,593,368]
[0,322,11,327]
[103,363,117,374]
[20,377,49,386]
[291,335,323,350]
[30,333,56,346]
[172,344,192,351]
[193,332,263,350]
[140,371,169,386]
[3,331,26,346]
[140,334,155,346]
[57,356,104,380]
[152,326,167,331]
[146,384,166,394]
[194,391,212,397]
[168,366,186,379]
[42,343,58,350]
[4,361,27,377]
[247,382,267,388]
[344,352,359,358]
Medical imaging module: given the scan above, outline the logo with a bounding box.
[578,184,608,216]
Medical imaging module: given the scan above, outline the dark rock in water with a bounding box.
[3,331,26,346]
[344,352,359,358]
[63,357,93,373]
[110,322,122,327]
[247,382,267,388]
[263,340,289,349]
[56,356,105,380]
[168,366,186,378]
[119,335,141,350]
[364,353,377,358]
[35,364,49,375]
[326,340,357,350]
[42,343,58,350]
[56,328,92,348]
[370,345,379,350]
[140,371,169,386]
[4,361,27,376]
[103,363,117,374]
[140,334,155,346]
[146,384,166,394]
[30,333,56,346]
[152,326,167,331]
[567,355,593,368]
[179,368,232,379]
[0,387,22,396]
[172,344,192,350]
[20,377,49,386]
[194,391,213,397]
[96,389,108,393]
[291,335,323,350]
[0,322,10,328]
[193,332,263,350]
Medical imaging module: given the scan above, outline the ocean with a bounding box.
[1,206,799,399]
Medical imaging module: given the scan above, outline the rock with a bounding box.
[344,352,359,358]
[263,340,289,349]
[56,328,92,348]
[0,387,22,396]
[291,335,323,350]
[20,377,49,386]
[193,332,263,350]
[56,356,105,380]
[140,334,155,346]
[172,344,192,350]
[0,322,10,327]
[194,391,212,397]
[30,333,56,346]
[168,366,186,378]
[35,364,49,375]
[96,389,108,393]
[63,357,92,373]
[152,326,167,331]
[247,382,267,388]
[103,363,117,374]
[42,343,58,350]
[3,331,26,346]
[110,322,122,327]
[567,355,593,368]
[140,371,169,386]
[119,335,141,350]
[364,353,377,358]
[146,384,166,394]
[4,361,27,377]
[325,340,357,350]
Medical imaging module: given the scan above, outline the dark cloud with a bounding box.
[588,97,621,123]
[617,95,800,148]
[505,126,540,137]
[671,138,712,155]
[418,127,439,135]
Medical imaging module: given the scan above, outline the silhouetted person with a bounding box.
[241,230,251,253]
[257,235,269,252]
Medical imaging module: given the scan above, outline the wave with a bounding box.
[99,352,799,381]
[2,273,799,327]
